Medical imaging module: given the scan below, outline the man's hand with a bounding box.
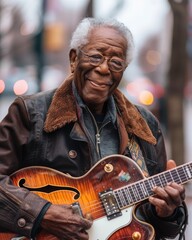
[149,159,185,218]
[41,204,92,240]
[149,182,185,217]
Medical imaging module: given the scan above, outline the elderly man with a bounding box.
[0,17,187,240]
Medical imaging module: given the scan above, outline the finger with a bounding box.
[149,195,175,217]
[165,183,185,204]
[151,186,179,210]
[80,217,93,230]
[153,185,179,205]
[166,159,177,170]
[149,195,166,206]
[152,184,184,209]
[153,183,185,202]
[166,182,185,197]
[149,195,171,213]
[152,186,170,202]
[164,187,182,205]
[168,182,185,197]
[76,229,89,240]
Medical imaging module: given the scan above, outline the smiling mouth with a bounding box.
[88,80,112,88]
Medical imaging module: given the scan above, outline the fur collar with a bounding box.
[44,74,156,145]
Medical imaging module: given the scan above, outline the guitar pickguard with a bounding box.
[87,206,133,239]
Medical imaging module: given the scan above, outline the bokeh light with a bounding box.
[0,80,5,94]
[13,80,28,95]
[139,90,154,105]
[146,50,161,66]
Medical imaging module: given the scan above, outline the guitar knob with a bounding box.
[132,231,141,240]
[104,163,113,173]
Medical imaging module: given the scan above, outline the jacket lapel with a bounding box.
[44,75,156,145]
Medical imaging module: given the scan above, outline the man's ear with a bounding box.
[69,49,77,73]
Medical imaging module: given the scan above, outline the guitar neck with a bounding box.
[114,161,192,209]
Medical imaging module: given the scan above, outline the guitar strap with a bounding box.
[128,135,149,177]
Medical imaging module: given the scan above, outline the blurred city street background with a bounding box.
[0,0,192,239]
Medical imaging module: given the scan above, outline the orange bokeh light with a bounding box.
[139,90,154,105]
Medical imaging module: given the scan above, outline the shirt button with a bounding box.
[69,150,77,159]
[17,218,26,228]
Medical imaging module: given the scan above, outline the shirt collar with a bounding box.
[72,81,117,125]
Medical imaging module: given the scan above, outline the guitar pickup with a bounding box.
[99,189,122,220]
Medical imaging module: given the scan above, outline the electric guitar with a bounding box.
[1,154,191,240]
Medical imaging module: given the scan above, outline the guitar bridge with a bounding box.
[99,189,122,220]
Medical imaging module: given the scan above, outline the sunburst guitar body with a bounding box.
[1,154,192,240]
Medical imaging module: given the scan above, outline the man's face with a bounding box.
[70,26,128,113]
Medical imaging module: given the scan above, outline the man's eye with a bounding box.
[110,59,123,67]
[90,54,102,61]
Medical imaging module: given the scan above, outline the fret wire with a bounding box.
[147,179,152,190]
[115,190,123,208]
[135,182,145,200]
[140,181,149,197]
[144,179,153,196]
[190,164,192,172]
[153,175,161,187]
[122,189,129,206]
[149,178,155,189]
[152,177,156,187]
[129,185,137,202]
[178,166,188,182]
[119,189,127,207]
[160,173,168,187]
[114,162,192,209]
[173,168,182,184]
[165,171,173,183]
[171,169,177,183]
[184,167,189,180]
[123,187,132,205]
[177,168,183,183]
[183,166,189,181]
[117,190,124,208]
[133,183,140,201]
[127,187,134,204]
[185,165,192,180]
[130,185,137,202]
[187,164,192,179]
[129,185,136,202]
[157,174,164,187]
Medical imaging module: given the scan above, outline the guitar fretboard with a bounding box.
[114,162,192,209]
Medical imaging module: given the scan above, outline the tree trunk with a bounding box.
[167,0,188,165]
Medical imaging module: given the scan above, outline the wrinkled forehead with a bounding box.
[86,26,128,53]
[88,26,126,42]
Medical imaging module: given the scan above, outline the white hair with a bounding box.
[70,17,134,64]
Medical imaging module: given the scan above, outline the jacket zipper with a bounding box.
[86,107,109,158]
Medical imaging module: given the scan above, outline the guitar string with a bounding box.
[25,162,192,217]
[52,163,192,214]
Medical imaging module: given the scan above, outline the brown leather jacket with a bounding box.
[0,76,187,239]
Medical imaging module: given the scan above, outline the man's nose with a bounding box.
[95,59,110,74]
